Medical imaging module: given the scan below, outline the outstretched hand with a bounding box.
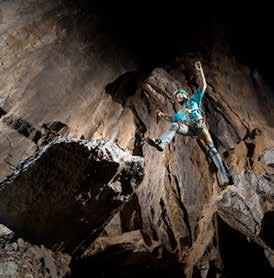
[195,61,203,72]
[195,61,207,92]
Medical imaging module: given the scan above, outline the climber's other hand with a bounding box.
[156,110,164,118]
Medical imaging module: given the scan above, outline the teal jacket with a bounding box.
[171,90,205,123]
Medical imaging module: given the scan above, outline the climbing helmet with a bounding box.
[174,88,188,98]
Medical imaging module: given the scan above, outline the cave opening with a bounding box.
[217,217,274,278]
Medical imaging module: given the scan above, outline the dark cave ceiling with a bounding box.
[75,0,273,84]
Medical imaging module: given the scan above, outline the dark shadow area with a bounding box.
[260,211,274,249]
[0,107,7,118]
[105,71,139,105]
[220,10,274,87]
[218,216,274,278]
[74,1,274,87]
[71,247,182,278]
[75,1,210,68]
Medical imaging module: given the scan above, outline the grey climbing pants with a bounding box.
[160,121,213,145]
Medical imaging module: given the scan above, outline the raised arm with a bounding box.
[195,61,207,93]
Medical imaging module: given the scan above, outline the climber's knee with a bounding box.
[201,128,213,145]
[170,122,179,131]
[177,123,189,135]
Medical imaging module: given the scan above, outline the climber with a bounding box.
[148,61,229,186]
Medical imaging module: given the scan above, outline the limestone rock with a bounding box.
[217,171,274,237]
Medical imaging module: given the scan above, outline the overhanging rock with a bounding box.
[0,138,144,252]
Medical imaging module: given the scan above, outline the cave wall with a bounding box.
[0,1,274,277]
[0,0,137,179]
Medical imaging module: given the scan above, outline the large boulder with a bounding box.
[0,138,144,252]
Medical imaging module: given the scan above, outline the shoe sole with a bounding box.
[146,137,164,152]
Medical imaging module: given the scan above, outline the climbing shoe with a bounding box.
[146,137,164,152]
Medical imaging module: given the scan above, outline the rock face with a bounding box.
[0,0,136,180]
[0,1,274,277]
[0,235,71,278]
[0,139,144,252]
